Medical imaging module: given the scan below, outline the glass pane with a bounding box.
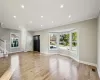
[72,42,77,50]
[59,33,70,47]
[72,32,77,41]
[59,34,64,46]
[10,33,19,48]
[72,42,77,47]
[50,33,57,49]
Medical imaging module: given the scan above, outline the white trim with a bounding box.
[79,60,97,67]
[48,53,58,55]
[9,51,22,54]
[41,52,58,55]
[41,52,48,54]
[26,50,33,52]
[9,50,33,54]
[59,53,97,67]
[97,68,100,78]
[59,53,79,62]
[70,30,78,51]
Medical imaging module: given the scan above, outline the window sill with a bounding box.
[59,46,69,49]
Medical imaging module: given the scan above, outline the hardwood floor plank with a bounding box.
[0,52,99,80]
[0,57,11,77]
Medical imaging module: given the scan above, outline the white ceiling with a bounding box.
[0,0,100,31]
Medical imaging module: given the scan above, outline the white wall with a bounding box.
[33,31,49,53]
[33,18,97,65]
[97,12,100,78]
[21,28,27,52]
[26,31,33,52]
[79,19,97,64]
[0,27,21,53]
[0,26,33,53]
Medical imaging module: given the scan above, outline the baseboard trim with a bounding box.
[97,68,100,78]
[59,53,97,67]
[79,61,97,67]
[9,51,22,54]
[59,53,79,62]
[41,52,58,55]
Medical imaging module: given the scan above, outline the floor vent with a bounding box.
[92,68,96,72]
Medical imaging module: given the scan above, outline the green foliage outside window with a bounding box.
[59,34,70,46]
[59,32,77,47]
[72,32,77,41]
[72,42,77,47]
[72,32,77,47]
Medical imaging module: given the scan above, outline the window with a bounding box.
[49,33,57,50]
[10,33,19,48]
[49,30,78,52]
[59,33,70,50]
[71,31,77,50]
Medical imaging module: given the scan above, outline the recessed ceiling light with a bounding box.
[13,16,16,19]
[41,16,43,18]
[21,4,24,9]
[41,25,43,26]
[29,21,32,23]
[60,4,64,8]
[52,21,54,23]
[68,15,71,18]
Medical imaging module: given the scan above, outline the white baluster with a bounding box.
[4,40,8,57]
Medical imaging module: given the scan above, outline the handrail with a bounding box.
[0,39,4,42]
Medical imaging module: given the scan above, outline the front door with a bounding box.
[33,35,40,52]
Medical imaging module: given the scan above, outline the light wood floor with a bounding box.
[0,56,11,77]
[0,52,99,80]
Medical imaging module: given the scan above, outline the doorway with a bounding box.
[33,35,40,52]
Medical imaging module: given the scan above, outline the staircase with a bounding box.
[0,39,8,58]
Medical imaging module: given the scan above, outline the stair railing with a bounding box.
[0,39,8,57]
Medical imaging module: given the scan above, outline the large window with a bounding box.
[10,33,19,48]
[59,33,70,49]
[49,33,57,50]
[71,31,77,50]
[49,30,78,52]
